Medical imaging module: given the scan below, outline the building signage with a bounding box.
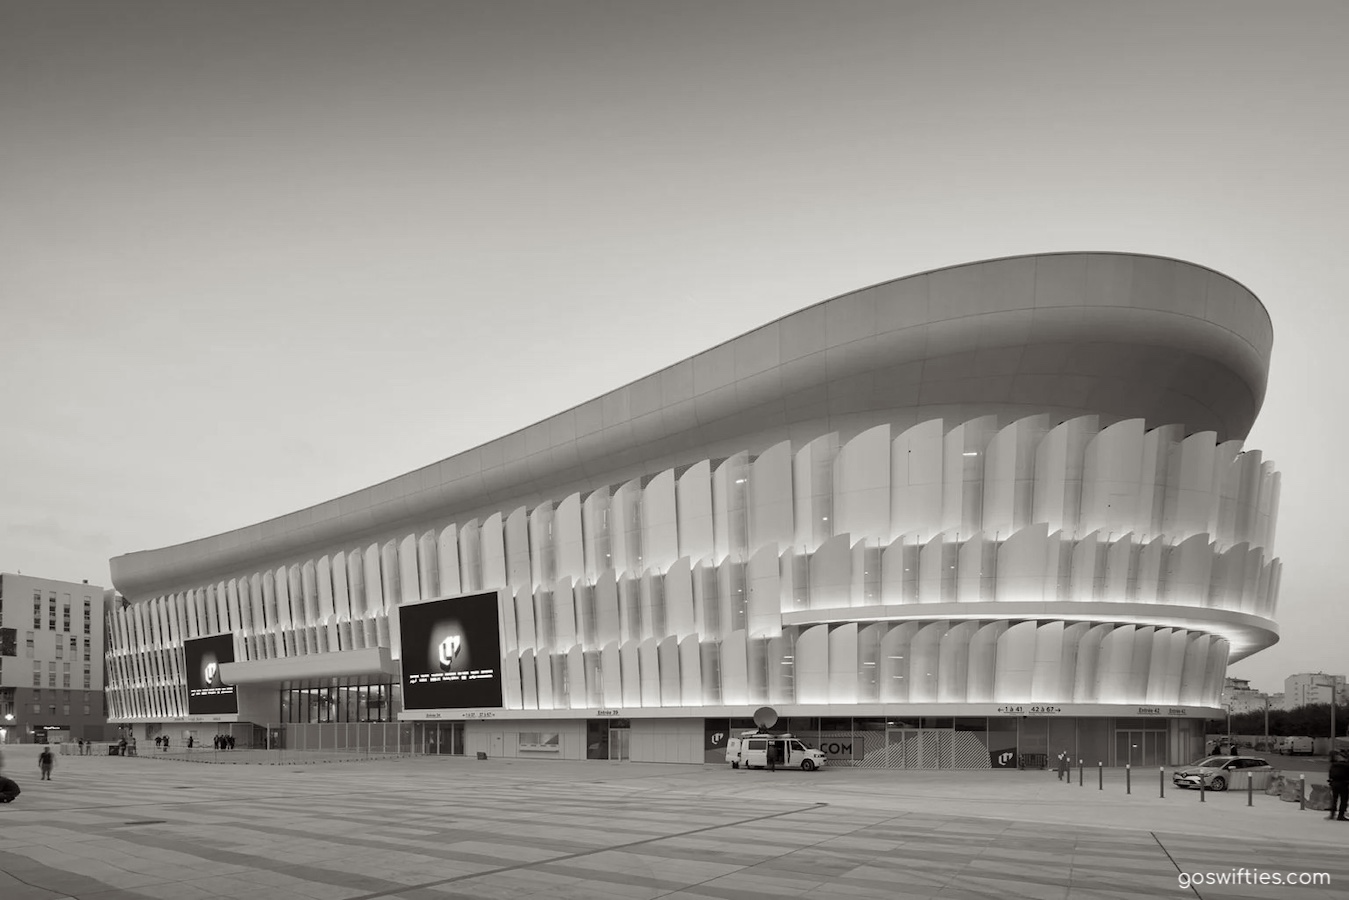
[184,634,238,716]
[996,705,1063,716]
[399,591,504,711]
[1137,707,1190,716]
[596,709,623,716]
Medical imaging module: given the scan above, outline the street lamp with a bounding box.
[1313,678,1339,755]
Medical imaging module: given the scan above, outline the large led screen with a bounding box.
[184,633,238,715]
[399,591,504,710]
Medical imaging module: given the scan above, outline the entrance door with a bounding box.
[609,727,630,761]
[887,729,920,768]
[1114,730,1166,767]
[1143,731,1165,767]
[426,723,459,755]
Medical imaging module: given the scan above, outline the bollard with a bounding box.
[1079,759,1084,786]
[1098,761,1103,790]
[1248,771,1253,807]
[1200,773,1206,802]
[1126,764,1131,795]
[1160,767,1165,798]
[1299,774,1306,811]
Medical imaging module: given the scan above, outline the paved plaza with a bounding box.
[1,746,1347,900]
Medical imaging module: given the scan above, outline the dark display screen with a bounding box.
[399,591,504,710]
[184,633,238,715]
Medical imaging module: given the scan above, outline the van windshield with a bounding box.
[790,741,807,751]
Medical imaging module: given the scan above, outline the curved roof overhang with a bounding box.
[111,252,1273,599]
[781,601,1279,662]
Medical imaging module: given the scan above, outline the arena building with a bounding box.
[106,252,1281,769]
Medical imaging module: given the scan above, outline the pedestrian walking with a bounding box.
[39,747,54,781]
[1328,750,1349,822]
[1057,750,1071,781]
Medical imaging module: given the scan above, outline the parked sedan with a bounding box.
[1172,756,1273,791]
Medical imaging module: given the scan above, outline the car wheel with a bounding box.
[1210,776,1227,792]
[801,759,816,772]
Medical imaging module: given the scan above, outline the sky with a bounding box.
[2,0,1346,694]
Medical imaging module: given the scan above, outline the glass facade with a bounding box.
[702,716,1201,768]
[279,678,397,724]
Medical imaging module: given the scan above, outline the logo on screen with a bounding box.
[205,662,218,685]
[438,635,462,670]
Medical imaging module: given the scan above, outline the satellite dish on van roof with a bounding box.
[752,707,778,729]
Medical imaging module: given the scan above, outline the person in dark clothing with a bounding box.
[0,775,20,803]
[38,748,54,781]
[767,740,778,772]
[1328,750,1349,821]
[1057,750,1071,781]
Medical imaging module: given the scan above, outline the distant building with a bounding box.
[0,573,108,744]
[1221,677,1269,715]
[1285,673,1347,709]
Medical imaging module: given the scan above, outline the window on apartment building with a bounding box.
[33,591,42,628]
[62,704,69,716]
[83,704,90,715]
[25,633,33,657]
[48,592,57,630]
[83,667,91,688]
[0,627,14,656]
[55,644,63,659]
[48,705,56,715]
[32,703,40,714]
[83,637,89,658]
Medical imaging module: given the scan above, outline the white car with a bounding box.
[1172,756,1272,792]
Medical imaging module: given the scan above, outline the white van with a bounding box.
[726,732,827,771]
[1279,736,1314,756]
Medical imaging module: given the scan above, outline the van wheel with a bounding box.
[801,759,816,772]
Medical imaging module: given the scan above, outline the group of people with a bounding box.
[184,734,237,750]
[72,739,97,755]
